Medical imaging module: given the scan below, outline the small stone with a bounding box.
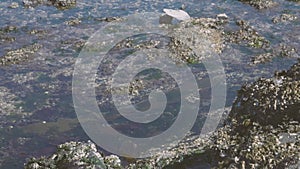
[9,2,19,8]
[251,52,274,65]
[95,17,122,22]
[272,13,297,23]
[65,18,81,26]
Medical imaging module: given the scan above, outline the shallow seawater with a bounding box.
[0,0,299,168]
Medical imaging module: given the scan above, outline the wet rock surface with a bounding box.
[251,44,298,65]
[206,121,299,168]
[225,20,270,49]
[207,60,300,168]
[9,2,19,9]
[25,141,121,169]
[239,0,276,9]
[272,13,298,23]
[229,69,300,126]
[0,43,42,66]
[23,0,76,9]
[0,0,299,168]
[228,17,299,65]
[168,17,225,63]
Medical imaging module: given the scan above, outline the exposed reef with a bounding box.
[25,59,300,169]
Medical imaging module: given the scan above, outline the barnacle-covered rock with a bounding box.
[24,141,121,169]
[272,13,298,23]
[65,18,81,26]
[208,121,300,168]
[251,52,274,65]
[225,20,270,48]
[23,0,48,7]
[127,134,211,169]
[168,17,225,63]
[229,60,300,126]
[50,0,76,9]
[277,44,298,58]
[23,0,76,9]
[110,16,225,65]
[0,43,41,66]
[0,25,17,33]
[8,2,19,8]
[0,87,29,119]
[239,0,276,9]
[211,60,300,167]
[251,44,298,65]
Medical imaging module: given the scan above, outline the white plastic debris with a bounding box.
[216,13,228,20]
[163,9,191,21]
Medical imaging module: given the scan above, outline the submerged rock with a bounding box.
[0,26,17,33]
[225,20,270,49]
[239,0,276,9]
[65,18,81,26]
[0,87,29,119]
[50,0,76,9]
[0,43,42,66]
[251,52,274,65]
[251,44,298,65]
[23,0,76,9]
[272,13,298,23]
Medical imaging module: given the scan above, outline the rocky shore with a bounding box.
[25,59,300,168]
[0,0,299,168]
